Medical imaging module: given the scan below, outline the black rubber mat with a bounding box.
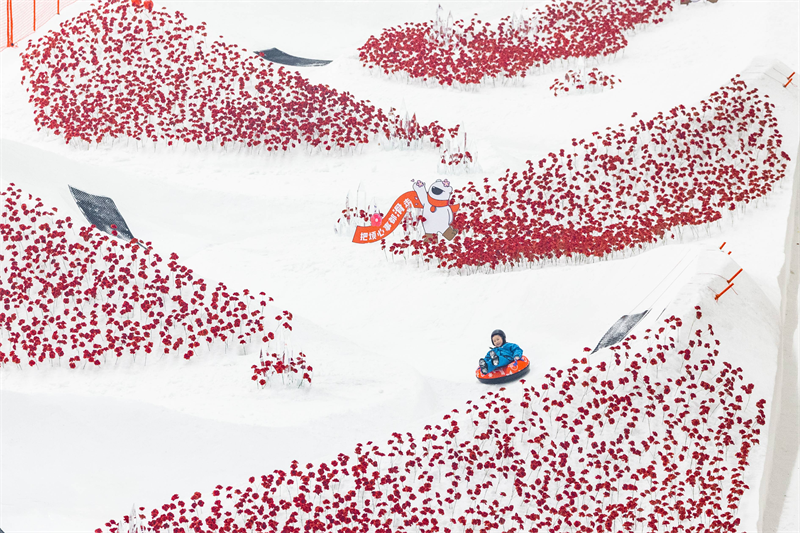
[255,48,332,67]
[592,310,649,353]
[69,186,134,241]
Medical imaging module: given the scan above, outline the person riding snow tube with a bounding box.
[476,329,530,384]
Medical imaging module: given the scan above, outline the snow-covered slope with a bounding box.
[0,0,797,531]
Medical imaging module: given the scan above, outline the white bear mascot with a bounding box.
[411,179,459,241]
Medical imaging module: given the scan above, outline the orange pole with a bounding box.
[7,0,13,47]
[785,73,795,88]
[33,0,36,31]
[715,283,734,301]
[57,0,60,14]
[719,242,726,250]
[727,268,743,284]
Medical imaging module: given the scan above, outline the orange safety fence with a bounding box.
[3,0,79,51]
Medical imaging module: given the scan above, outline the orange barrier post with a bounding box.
[715,283,734,301]
[727,268,743,284]
[785,72,795,88]
[7,0,13,48]
[719,242,726,250]
[4,0,80,51]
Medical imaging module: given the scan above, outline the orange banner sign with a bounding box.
[352,191,424,244]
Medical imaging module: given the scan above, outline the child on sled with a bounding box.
[478,329,523,375]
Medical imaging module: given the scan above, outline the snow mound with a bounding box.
[0,183,311,385]
[98,251,778,533]
[384,76,791,271]
[357,0,672,87]
[19,0,454,154]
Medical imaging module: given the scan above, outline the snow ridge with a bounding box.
[0,183,311,384]
[100,293,767,533]
[385,77,790,272]
[357,0,672,87]
[19,0,457,155]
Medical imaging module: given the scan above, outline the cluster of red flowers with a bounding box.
[0,183,308,383]
[438,126,475,172]
[441,151,474,168]
[386,77,790,270]
[336,206,373,231]
[251,338,313,387]
[550,68,621,96]
[357,0,672,87]
[19,0,453,152]
[99,304,765,533]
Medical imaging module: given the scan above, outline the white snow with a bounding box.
[0,0,798,531]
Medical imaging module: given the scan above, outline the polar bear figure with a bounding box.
[412,179,459,240]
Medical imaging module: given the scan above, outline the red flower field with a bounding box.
[0,184,311,385]
[98,304,766,533]
[20,0,456,155]
[385,77,790,271]
[358,0,672,87]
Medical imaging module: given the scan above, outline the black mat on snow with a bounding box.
[255,48,332,67]
[592,310,650,353]
[69,186,134,241]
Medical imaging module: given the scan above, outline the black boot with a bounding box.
[479,359,488,374]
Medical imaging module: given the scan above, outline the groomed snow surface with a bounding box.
[0,1,798,532]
